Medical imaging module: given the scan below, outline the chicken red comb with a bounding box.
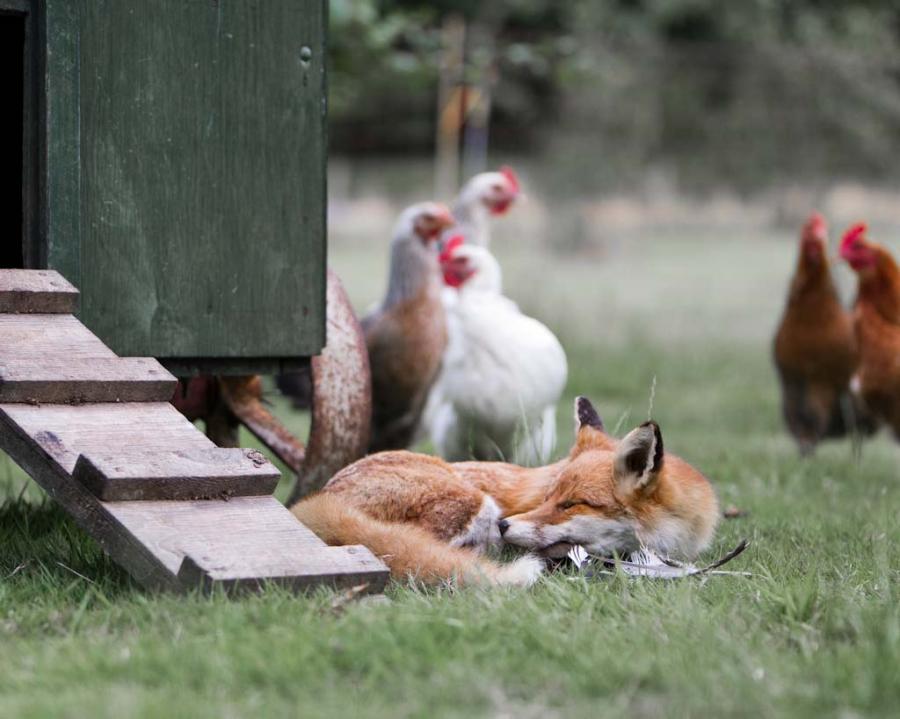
[499,166,520,194]
[439,234,465,263]
[840,222,867,253]
[806,212,826,235]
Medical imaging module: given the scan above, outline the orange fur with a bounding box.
[453,460,566,515]
[291,399,719,586]
[500,426,719,559]
[292,493,542,587]
[323,451,486,543]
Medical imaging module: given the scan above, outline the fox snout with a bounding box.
[501,511,639,559]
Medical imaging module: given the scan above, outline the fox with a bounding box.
[291,396,719,587]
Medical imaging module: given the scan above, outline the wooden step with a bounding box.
[0,314,115,360]
[0,269,79,314]
[73,447,280,501]
[106,497,388,593]
[0,402,390,592]
[177,546,388,593]
[0,313,177,403]
[2,402,216,474]
[0,271,390,593]
[0,357,177,403]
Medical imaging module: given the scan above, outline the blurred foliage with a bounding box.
[329,0,571,151]
[329,0,900,193]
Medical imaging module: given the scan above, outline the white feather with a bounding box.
[428,246,568,464]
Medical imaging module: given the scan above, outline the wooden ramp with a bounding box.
[0,270,388,593]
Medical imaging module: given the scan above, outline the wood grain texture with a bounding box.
[106,496,388,593]
[105,495,328,574]
[0,313,112,358]
[72,447,280,501]
[0,313,176,402]
[37,0,81,282]
[161,357,308,379]
[0,403,389,592]
[1,403,215,474]
[177,546,389,594]
[0,404,183,590]
[76,0,326,360]
[0,356,176,403]
[0,269,79,313]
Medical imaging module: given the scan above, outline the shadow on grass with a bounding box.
[0,498,137,597]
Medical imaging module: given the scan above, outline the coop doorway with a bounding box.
[0,11,25,269]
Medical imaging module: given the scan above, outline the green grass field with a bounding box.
[1,230,898,718]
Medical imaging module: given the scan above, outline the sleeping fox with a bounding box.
[291,397,719,587]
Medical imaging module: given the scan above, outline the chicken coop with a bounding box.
[0,0,385,593]
[3,0,327,371]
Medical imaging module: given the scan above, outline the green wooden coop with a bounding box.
[0,0,384,592]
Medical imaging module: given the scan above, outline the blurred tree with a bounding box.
[329,0,900,193]
[329,0,575,153]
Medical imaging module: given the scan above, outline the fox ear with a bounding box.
[613,421,664,492]
[572,396,617,454]
[574,396,604,432]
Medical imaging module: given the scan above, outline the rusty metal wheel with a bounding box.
[170,270,371,505]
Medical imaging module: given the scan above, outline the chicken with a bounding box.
[840,222,900,436]
[773,213,866,453]
[448,166,521,248]
[363,202,455,452]
[427,236,568,464]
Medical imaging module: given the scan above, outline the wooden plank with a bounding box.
[72,447,280,501]
[0,357,176,403]
[0,270,79,313]
[177,546,388,594]
[76,0,326,360]
[0,404,184,590]
[0,313,116,359]
[1,403,215,473]
[161,357,308,378]
[105,496,388,593]
[0,404,389,592]
[37,0,82,283]
[0,313,174,403]
[104,496,328,576]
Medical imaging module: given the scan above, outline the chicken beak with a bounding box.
[434,205,455,231]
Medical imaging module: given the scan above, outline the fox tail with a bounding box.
[291,493,543,588]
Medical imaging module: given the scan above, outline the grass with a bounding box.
[1,230,899,718]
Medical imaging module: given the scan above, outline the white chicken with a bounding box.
[428,237,568,464]
[447,166,521,248]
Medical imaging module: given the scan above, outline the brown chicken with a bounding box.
[363,202,455,452]
[840,222,900,436]
[773,213,864,453]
